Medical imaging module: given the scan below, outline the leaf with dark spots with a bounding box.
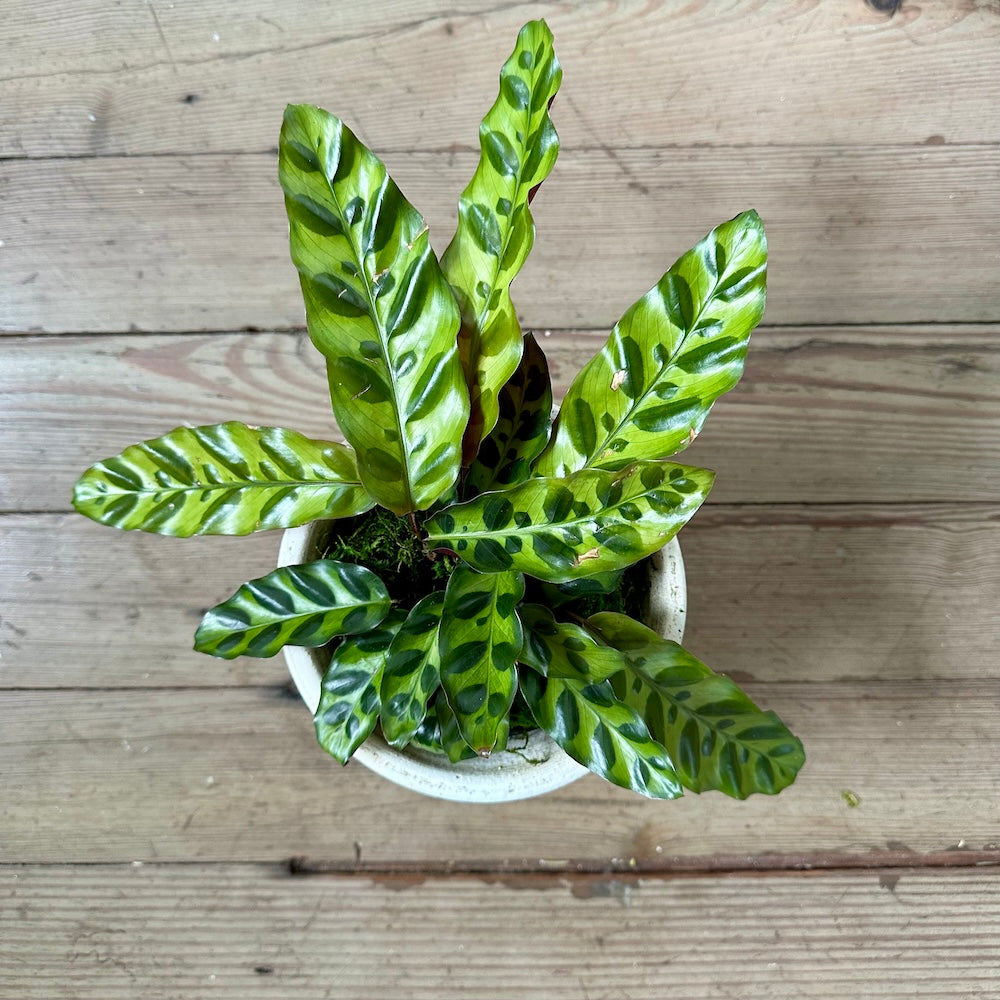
[279,104,468,514]
[590,613,805,798]
[195,560,390,659]
[439,565,524,753]
[441,21,562,451]
[426,462,713,584]
[521,671,681,799]
[535,211,767,476]
[73,423,374,537]
[315,609,407,763]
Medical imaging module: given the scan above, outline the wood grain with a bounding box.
[2,503,998,688]
[3,2,998,157]
[2,146,998,332]
[2,865,999,999]
[4,328,998,512]
[2,678,997,864]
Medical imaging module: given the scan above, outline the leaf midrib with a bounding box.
[587,255,753,466]
[429,472,691,542]
[319,130,415,510]
[91,477,361,497]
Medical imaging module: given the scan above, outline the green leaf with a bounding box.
[438,564,524,755]
[279,104,469,514]
[433,689,494,763]
[441,20,561,453]
[315,609,406,764]
[380,592,445,748]
[426,461,713,583]
[589,612,805,798]
[520,670,682,799]
[194,559,390,659]
[73,422,374,537]
[535,211,767,477]
[466,332,553,495]
[518,604,628,682]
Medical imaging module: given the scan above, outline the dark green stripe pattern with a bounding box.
[441,19,561,450]
[439,565,524,755]
[426,461,714,584]
[380,592,445,749]
[521,670,682,800]
[590,613,805,798]
[518,604,628,682]
[279,104,469,514]
[194,559,390,659]
[315,609,406,765]
[466,332,553,495]
[535,211,767,477]
[72,422,373,537]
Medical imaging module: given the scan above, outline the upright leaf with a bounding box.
[73,422,373,537]
[535,211,766,477]
[438,565,524,755]
[465,332,553,495]
[279,104,469,514]
[589,613,805,798]
[315,609,406,764]
[381,592,445,748]
[441,20,561,454]
[520,670,682,800]
[426,461,713,583]
[194,560,390,659]
[518,604,628,682]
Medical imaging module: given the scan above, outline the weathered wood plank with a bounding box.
[1,679,997,864]
[2,503,997,688]
[3,329,998,512]
[2,147,998,332]
[2,865,998,1000]
[3,2,998,157]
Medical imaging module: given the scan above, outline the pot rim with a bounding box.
[279,520,686,803]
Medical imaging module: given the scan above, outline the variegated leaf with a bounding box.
[73,422,373,537]
[194,560,390,659]
[466,332,553,495]
[439,565,524,754]
[441,20,561,453]
[315,609,406,764]
[380,592,445,748]
[535,211,767,477]
[433,689,498,763]
[426,461,713,583]
[279,104,469,514]
[520,670,682,799]
[518,604,627,682]
[590,612,805,798]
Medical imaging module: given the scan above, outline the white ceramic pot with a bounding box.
[279,520,686,803]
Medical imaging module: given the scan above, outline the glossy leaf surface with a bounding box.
[380,592,445,748]
[441,20,561,451]
[426,461,713,583]
[73,422,373,537]
[590,613,805,798]
[518,604,627,682]
[194,560,390,659]
[279,104,468,514]
[438,565,524,754]
[535,211,767,477]
[521,670,682,799]
[315,609,406,764]
[433,689,496,763]
[466,332,553,495]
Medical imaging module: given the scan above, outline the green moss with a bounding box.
[319,507,453,606]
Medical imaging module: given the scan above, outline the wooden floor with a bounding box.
[2,2,999,996]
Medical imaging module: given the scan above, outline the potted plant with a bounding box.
[73,20,804,804]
